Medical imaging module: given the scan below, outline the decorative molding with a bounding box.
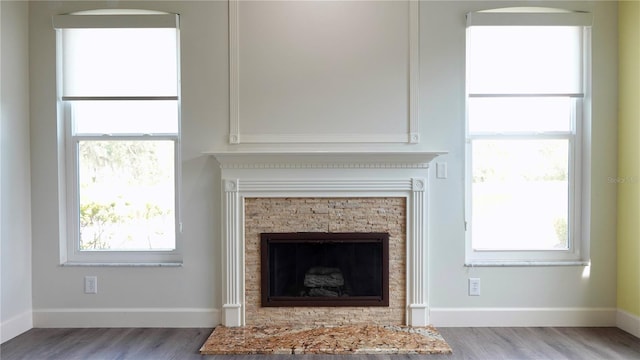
[222,304,243,328]
[222,180,243,327]
[221,178,428,326]
[409,0,420,144]
[407,176,428,326]
[228,0,240,145]
[1,310,33,344]
[412,178,426,192]
[617,309,640,338]
[408,304,429,327]
[238,179,414,193]
[237,133,410,144]
[32,308,220,328]
[224,179,238,192]
[429,307,617,327]
[209,151,446,169]
[227,0,420,144]
[216,152,442,326]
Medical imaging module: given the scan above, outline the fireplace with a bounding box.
[261,232,389,307]
[210,151,444,326]
[245,197,405,326]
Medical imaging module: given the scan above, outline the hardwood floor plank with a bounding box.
[2,327,640,360]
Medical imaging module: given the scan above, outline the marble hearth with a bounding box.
[210,151,443,327]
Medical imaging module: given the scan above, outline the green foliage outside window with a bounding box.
[78,140,175,251]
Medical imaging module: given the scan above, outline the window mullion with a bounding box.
[62,96,179,101]
[73,134,179,141]
[469,93,585,98]
[468,132,573,140]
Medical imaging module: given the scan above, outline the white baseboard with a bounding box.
[430,307,617,327]
[26,307,633,333]
[1,310,33,344]
[33,308,220,328]
[617,309,640,338]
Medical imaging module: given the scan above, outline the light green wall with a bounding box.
[617,0,640,317]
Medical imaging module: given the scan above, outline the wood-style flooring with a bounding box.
[2,327,640,360]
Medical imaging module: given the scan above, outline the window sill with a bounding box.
[464,260,590,267]
[60,262,183,267]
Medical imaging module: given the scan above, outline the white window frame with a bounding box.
[54,11,183,265]
[464,9,592,266]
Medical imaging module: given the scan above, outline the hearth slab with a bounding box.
[199,325,452,355]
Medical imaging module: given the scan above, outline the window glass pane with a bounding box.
[468,26,581,94]
[78,140,175,251]
[72,101,178,135]
[468,97,572,133]
[472,139,569,250]
[62,28,178,97]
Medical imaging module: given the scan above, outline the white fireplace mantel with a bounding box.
[209,151,445,327]
[209,150,445,169]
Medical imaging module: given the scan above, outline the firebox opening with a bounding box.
[261,232,389,307]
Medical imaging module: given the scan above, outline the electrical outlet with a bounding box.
[469,278,480,296]
[84,276,97,294]
[436,162,448,179]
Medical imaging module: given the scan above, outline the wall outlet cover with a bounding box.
[84,276,97,294]
[469,278,480,296]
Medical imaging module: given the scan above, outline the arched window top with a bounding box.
[69,9,172,16]
[467,7,591,27]
[479,7,574,14]
[53,9,178,29]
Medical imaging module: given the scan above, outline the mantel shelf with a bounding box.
[206,151,447,169]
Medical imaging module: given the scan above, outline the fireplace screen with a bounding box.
[261,232,389,307]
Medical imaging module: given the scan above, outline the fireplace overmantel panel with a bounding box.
[210,151,444,327]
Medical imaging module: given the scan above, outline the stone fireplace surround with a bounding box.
[246,198,402,326]
[211,151,443,327]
